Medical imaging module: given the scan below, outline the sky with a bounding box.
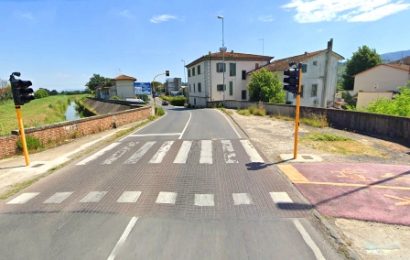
[1,0,409,91]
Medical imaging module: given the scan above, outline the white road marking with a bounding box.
[194,194,214,206]
[232,193,253,205]
[293,219,326,260]
[200,140,213,164]
[107,216,139,260]
[124,141,156,164]
[221,140,238,163]
[117,191,141,203]
[43,192,73,204]
[149,141,174,164]
[216,108,242,138]
[173,141,192,164]
[7,192,39,204]
[76,142,120,165]
[240,140,264,163]
[103,142,136,165]
[80,191,107,203]
[128,133,181,137]
[156,192,177,204]
[270,192,293,204]
[179,112,192,139]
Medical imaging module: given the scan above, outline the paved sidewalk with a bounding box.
[0,118,152,197]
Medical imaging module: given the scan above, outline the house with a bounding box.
[252,39,344,108]
[186,51,273,107]
[164,78,182,95]
[353,63,410,108]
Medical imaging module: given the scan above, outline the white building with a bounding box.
[186,51,273,107]
[252,39,344,108]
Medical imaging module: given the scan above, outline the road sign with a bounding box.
[134,82,151,95]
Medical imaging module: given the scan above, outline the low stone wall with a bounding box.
[0,106,151,159]
[85,98,144,114]
[211,100,410,146]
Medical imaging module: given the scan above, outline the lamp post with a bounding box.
[217,15,226,103]
[151,70,169,115]
[181,59,187,84]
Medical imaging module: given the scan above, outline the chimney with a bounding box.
[327,38,333,51]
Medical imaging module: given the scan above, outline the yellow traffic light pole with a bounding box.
[293,64,303,159]
[15,106,30,166]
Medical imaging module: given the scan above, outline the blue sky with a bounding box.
[1,0,409,91]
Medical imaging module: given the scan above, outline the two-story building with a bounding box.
[186,51,273,107]
[251,39,344,108]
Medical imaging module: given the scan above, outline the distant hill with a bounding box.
[381,50,410,62]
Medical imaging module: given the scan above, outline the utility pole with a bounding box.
[217,16,226,103]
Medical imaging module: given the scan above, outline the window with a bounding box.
[311,84,318,97]
[242,70,247,80]
[193,83,195,92]
[229,81,233,96]
[217,84,225,91]
[188,69,191,77]
[216,63,226,73]
[198,82,202,92]
[241,90,247,100]
[229,63,236,76]
[192,67,196,76]
[197,65,201,75]
[302,64,307,73]
[313,61,318,66]
[255,63,259,69]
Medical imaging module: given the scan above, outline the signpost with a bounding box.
[134,82,152,95]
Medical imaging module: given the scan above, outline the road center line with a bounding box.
[293,219,326,260]
[179,112,192,139]
[107,216,139,260]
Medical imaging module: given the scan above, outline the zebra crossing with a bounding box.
[76,139,265,166]
[5,191,294,207]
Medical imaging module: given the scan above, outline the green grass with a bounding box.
[155,106,165,116]
[236,105,266,116]
[0,94,88,136]
[304,133,351,141]
[237,109,251,116]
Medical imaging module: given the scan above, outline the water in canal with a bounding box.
[64,101,82,121]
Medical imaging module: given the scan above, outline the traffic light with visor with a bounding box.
[9,72,35,106]
[283,65,299,94]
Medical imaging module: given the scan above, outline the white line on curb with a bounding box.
[179,112,192,139]
[293,219,326,260]
[107,216,139,260]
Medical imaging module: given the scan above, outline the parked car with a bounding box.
[162,100,169,106]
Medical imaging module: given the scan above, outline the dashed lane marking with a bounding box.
[194,194,215,207]
[270,192,293,204]
[232,193,253,205]
[240,140,264,163]
[149,141,174,164]
[7,192,39,204]
[103,142,136,165]
[155,192,177,204]
[43,192,73,204]
[173,141,192,164]
[200,140,213,164]
[76,143,120,165]
[124,141,156,164]
[117,191,142,203]
[80,191,107,203]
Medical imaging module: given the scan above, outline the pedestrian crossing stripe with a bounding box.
[76,139,264,166]
[6,191,295,207]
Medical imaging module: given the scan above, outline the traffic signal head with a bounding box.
[165,70,170,77]
[283,68,299,94]
[9,73,35,106]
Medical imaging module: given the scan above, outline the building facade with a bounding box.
[111,75,137,100]
[164,78,182,95]
[186,51,272,107]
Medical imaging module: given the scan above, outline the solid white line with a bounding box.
[215,109,241,138]
[173,141,192,164]
[7,192,39,204]
[240,140,264,163]
[293,219,326,260]
[149,141,174,164]
[117,191,141,203]
[76,143,120,165]
[124,141,156,164]
[200,140,213,164]
[156,192,177,204]
[103,142,136,165]
[80,191,107,203]
[232,193,253,205]
[129,133,181,137]
[270,192,293,204]
[43,192,73,204]
[221,140,238,163]
[107,216,139,260]
[194,194,214,206]
[179,112,192,139]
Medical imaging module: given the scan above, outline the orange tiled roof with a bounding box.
[186,51,273,67]
[114,74,137,81]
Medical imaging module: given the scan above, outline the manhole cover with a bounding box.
[302,155,313,160]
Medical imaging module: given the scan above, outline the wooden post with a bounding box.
[293,64,303,159]
[15,106,30,166]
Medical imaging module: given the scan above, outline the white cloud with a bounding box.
[14,11,35,21]
[282,0,410,23]
[116,9,135,19]
[258,15,275,22]
[150,14,177,24]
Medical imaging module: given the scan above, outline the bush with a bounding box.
[16,135,44,152]
[34,89,49,99]
[169,96,186,106]
[155,106,165,116]
[110,96,120,100]
[248,105,266,116]
[237,109,251,116]
[136,94,149,102]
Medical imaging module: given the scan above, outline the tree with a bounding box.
[343,45,381,90]
[0,79,12,101]
[248,68,285,103]
[151,81,163,93]
[34,88,49,99]
[85,74,113,92]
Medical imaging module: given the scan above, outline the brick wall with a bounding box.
[0,106,151,159]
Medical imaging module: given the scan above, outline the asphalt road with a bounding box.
[0,105,342,260]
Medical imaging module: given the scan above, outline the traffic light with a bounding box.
[283,65,299,94]
[165,70,170,77]
[9,72,35,106]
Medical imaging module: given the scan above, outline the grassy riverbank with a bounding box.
[0,94,89,136]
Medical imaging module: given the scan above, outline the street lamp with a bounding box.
[217,15,226,103]
[181,59,187,83]
[151,70,169,115]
